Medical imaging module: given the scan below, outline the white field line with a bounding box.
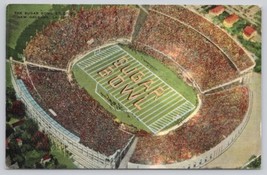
[105,70,151,94]
[157,108,194,133]
[84,52,127,73]
[81,51,119,67]
[136,89,179,112]
[109,74,153,103]
[143,98,185,123]
[86,52,129,74]
[94,59,137,84]
[120,46,195,108]
[77,45,119,68]
[104,61,155,91]
[106,67,151,94]
[121,79,164,105]
[142,99,183,125]
[89,50,151,97]
[95,83,121,112]
[156,119,169,126]
[77,48,157,133]
[91,47,191,123]
[80,52,125,73]
[111,72,157,98]
[127,88,174,112]
[77,46,119,66]
[81,47,123,68]
[76,45,196,134]
[164,110,181,121]
[129,85,174,112]
[152,122,164,129]
[96,63,141,89]
[136,92,181,118]
[150,103,189,128]
[160,116,173,123]
[111,74,154,98]
[86,70,132,113]
[95,60,139,84]
[150,101,194,127]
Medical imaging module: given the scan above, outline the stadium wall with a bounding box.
[10,66,133,169]
[127,90,253,169]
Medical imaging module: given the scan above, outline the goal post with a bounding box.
[94,47,101,56]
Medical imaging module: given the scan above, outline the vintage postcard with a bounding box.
[6,4,261,169]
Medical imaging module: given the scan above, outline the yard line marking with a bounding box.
[138,93,181,119]
[77,46,118,67]
[143,98,185,123]
[111,73,154,99]
[95,60,139,84]
[77,50,124,71]
[137,91,179,112]
[80,47,119,66]
[78,46,120,68]
[85,52,127,73]
[76,45,196,134]
[120,46,194,107]
[121,79,164,105]
[127,88,174,112]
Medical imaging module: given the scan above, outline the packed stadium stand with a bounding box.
[130,86,249,164]
[10,5,255,168]
[24,6,139,69]
[132,11,239,92]
[150,5,255,72]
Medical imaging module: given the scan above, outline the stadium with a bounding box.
[9,5,256,168]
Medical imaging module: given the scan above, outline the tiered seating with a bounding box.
[151,5,254,71]
[24,6,139,69]
[13,5,253,166]
[130,86,249,164]
[133,11,239,91]
[19,66,132,156]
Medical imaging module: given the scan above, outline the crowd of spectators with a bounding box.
[18,65,132,156]
[130,86,249,164]
[133,11,239,92]
[151,5,254,71]
[24,6,139,69]
[16,5,253,164]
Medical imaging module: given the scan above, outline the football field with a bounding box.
[75,45,195,134]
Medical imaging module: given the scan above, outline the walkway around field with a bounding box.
[119,137,138,169]
[203,72,261,168]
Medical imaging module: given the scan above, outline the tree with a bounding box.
[21,143,32,153]
[11,100,25,118]
[35,162,44,169]
[244,155,261,169]
[6,87,16,114]
[6,123,14,138]
[12,128,23,138]
[32,131,50,151]
[21,131,31,144]
[24,118,39,134]
[6,87,16,101]
[8,139,21,161]
[13,154,25,168]
[254,65,261,73]
[6,113,13,122]
[54,158,59,167]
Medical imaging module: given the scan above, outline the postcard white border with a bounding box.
[1,0,266,175]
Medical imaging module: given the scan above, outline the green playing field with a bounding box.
[72,44,198,134]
